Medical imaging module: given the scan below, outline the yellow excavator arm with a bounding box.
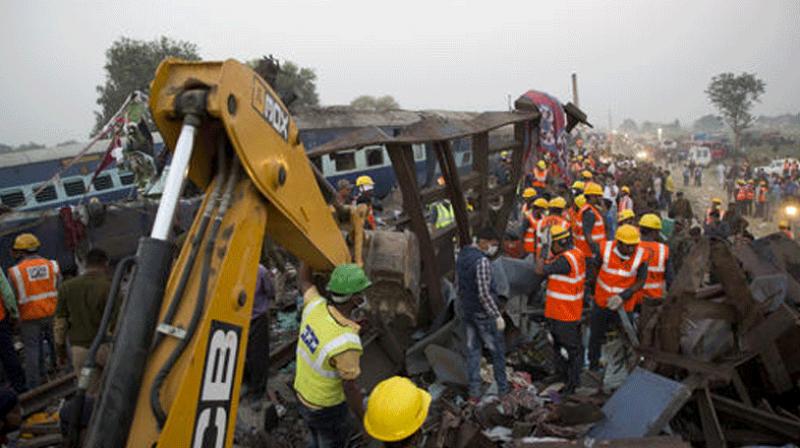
[84,59,352,447]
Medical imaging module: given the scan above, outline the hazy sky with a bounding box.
[1,0,798,145]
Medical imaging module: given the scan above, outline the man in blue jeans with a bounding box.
[456,227,509,401]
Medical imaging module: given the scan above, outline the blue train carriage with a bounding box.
[294,107,478,197]
[0,134,165,212]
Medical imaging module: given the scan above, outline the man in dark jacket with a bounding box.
[456,227,509,401]
[668,191,693,221]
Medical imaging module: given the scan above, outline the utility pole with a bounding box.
[571,73,579,108]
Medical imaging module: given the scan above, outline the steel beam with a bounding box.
[387,143,445,317]
[434,140,470,246]
[494,121,534,233]
[471,132,490,227]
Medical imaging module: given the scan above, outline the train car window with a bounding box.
[64,179,86,197]
[413,144,426,161]
[332,152,356,172]
[0,190,25,208]
[34,185,57,203]
[366,148,384,167]
[310,157,323,172]
[119,172,135,185]
[93,174,114,191]
[461,151,472,165]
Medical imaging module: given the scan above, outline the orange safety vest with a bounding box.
[705,208,725,225]
[735,187,747,201]
[8,257,60,321]
[523,212,538,253]
[574,204,606,257]
[594,241,649,312]
[634,241,669,303]
[536,215,570,259]
[533,167,548,187]
[745,185,755,201]
[757,186,767,203]
[544,248,586,322]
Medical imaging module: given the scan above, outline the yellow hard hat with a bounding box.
[363,376,431,442]
[736,179,745,185]
[551,224,570,242]
[577,155,584,161]
[537,160,546,169]
[712,198,722,204]
[639,213,663,230]
[616,224,641,245]
[581,170,593,179]
[571,181,585,191]
[356,175,375,187]
[500,151,509,158]
[584,182,603,196]
[13,233,40,251]
[534,198,549,209]
[621,186,630,194]
[549,197,567,209]
[779,220,790,229]
[522,187,537,199]
[575,194,587,208]
[618,209,635,223]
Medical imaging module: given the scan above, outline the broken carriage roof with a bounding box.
[304,109,540,157]
[0,133,164,169]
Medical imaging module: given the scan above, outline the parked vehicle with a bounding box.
[756,158,800,176]
[688,145,712,167]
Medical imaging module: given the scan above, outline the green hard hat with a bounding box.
[327,263,372,295]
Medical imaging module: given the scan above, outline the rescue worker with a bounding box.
[294,263,371,448]
[456,227,509,401]
[0,269,25,393]
[8,233,60,389]
[533,225,585,394]
[581,170,593,181]
[574,182,606,261]
[520,187,538,217]
[536,197,570,260]
[617,209,636,227]
[756,181,768,219]
[54,249,111,395]
[779,220,794,239]
[568,194,586,225]
[634,214,673,305]
[521,198,548,256]
[705,198,725,225]
[532,160,548,189]
[588,225,650,372]
[618,186,633,213]
[735,179,747,216]
[429,177,455,229]
[745,180,756,217]
[363,376,431,447]
[354,175,382,229]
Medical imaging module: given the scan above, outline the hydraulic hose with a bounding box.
[149,156,241,427]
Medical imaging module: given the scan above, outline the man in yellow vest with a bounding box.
[294,263,371,448]
[8,233,60,389]
[429,176,455,229]
[363,376,431,447]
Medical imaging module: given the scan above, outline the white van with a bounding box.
[688,145,712,167]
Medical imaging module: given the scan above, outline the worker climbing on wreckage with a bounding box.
[456,226,509,403]
[534,224,585,395]
[294,263,371,448]
[588,225,650,374]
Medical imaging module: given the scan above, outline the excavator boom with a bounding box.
[85,59,351,447]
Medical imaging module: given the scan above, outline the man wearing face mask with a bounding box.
[456,227,509,402]
[294,263,371,448]
[588,225,650,373]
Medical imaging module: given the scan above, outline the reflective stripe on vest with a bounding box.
[545,249,586,322]
[619,196,633,212]
[293,297,362,408]
[575,205,606,257]
[434,201,454,229]
[594,241,648,310]
[638,241,668,301]
[705,208,725,225]
[524,213,537,253]
[9,258,59,321]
